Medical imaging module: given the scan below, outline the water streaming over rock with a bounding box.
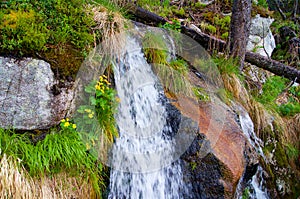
[108,34,186,199]
[235,108,269,199]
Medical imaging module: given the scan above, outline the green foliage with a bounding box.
[242,187,250,199]
[206,24,217,34]
[190,161,197,171]
[221,32,229,40]
[255,76,300,116]
[0,0,94,55]
[160,20,181,32]
[257,0,268,8]
[142,32,169,64]
[278,103,300,116]
[194,2,207,9]
[257,76,287,105]
[173,7,185,17]
[193,87,210,102]
[0,127,105,195]
[77,75,119,142]
[213,56,240,76]
[142,31,194,97]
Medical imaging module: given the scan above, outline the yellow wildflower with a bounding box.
[102,75,107,78]
[116,97,121,103]
[84,109,91,113]
[95,85,100,90]
[88,113,94,118]
[72,124,77,129]
[66,118,69,122]
[86,143,91,150]
[64,122,70,127]
[61,119,65,123]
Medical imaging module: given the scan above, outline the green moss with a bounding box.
[221,32,229,40]
[275,143,289,168]
[0,0,95,55]
[174,7,186,17]
[194,2,207,9]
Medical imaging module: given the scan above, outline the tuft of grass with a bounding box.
[0,153,98,199]
[90,5,127,56]
[142,31,194,97]
[0,127,105,196]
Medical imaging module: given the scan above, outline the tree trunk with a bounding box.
[245,52,300,83]
[229,0,252,70]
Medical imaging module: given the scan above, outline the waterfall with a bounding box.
[235,108,269,199]
[108,34,186,198]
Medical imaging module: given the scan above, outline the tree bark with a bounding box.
[229,0,252,70]
[129,5,300,84]
[293,0,298,18]
[245,52,300,83]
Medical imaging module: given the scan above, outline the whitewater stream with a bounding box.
[108,34,186,199]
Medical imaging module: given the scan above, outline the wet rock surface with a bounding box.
[171,96,247,198]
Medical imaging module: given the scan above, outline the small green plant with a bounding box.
[160,20,182,32]
[193,87,210,102]
[213,56,240,76]
[77,75,119,142]
[190,161,197,171]
[252,45,264,53]
[242,187,250,199]
[206,24,217,34]
[257,0,269,9]
[194,2,207,9]
[221,32,229,40]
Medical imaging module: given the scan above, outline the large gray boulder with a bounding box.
[0,57,73,130]
[247,15,276,57]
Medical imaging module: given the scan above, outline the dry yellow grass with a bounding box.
[0,154,96,199]
[89,5,127,56]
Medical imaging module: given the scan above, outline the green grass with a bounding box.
[0,127,105,196]
[142,31,194,97]
[254,76,300,117]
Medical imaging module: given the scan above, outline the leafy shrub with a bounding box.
[0,0,94,55]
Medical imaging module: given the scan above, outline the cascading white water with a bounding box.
[108,35,186,198]
[236,109,269,199]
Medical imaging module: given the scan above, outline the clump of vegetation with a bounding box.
[76,74,119,143]
[254,76,300,117]
[142,31,194,97]
[0,0,94,55]
[0,126,105,197]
